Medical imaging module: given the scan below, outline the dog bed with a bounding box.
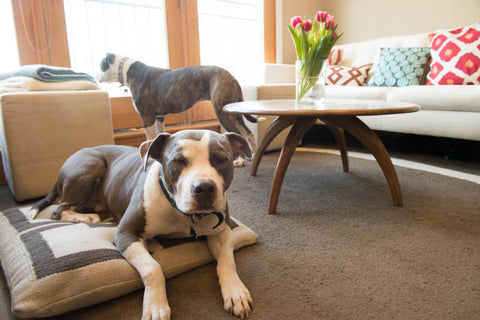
[0,205,257,318]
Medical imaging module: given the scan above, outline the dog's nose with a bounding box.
[192,179,216,202]
[192,179,217,210]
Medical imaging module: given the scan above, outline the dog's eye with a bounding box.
[173,156,187,166]
[213,156,229,165]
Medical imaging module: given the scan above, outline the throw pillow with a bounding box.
[367,47,431,87]
[328,48,343,65]
[326,64,373,86]
[0,206,257,318]
[427,22,480,85]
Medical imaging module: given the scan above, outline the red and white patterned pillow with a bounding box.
[326,64,373,86]
[427,22,480,85]
[328,48,343,65]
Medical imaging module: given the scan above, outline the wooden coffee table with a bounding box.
[224,99,420,214]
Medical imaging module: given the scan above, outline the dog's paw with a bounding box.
[233,157,245,167]
[142,288,171,320]
[141,305,171,320]
[221,278,253,319]
[61,211,101,224]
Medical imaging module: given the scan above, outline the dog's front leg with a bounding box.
[116,232,171,320]
[208,227,253,319]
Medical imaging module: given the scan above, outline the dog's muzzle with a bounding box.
[159,175,224,238]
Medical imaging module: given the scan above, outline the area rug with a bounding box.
[1,148,479,319]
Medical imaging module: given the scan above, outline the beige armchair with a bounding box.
[0,90,114,202]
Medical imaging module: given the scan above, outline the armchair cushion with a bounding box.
[0,91,114,201]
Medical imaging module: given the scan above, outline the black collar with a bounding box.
[158,174,224,239]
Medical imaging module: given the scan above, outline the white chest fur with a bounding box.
[143,162,191,238]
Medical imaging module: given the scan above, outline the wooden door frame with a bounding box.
[11,0,70,67]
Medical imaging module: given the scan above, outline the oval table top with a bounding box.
[224,99,421,117]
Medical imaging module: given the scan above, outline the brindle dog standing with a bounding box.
[97,54,256,165]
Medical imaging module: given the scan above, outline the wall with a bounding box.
[279,0,480,64]
[278,0,324,64]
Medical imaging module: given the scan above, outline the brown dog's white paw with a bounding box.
[233,157,245,167]
[221,278,253,319]
[141,287,171,320]
[61,211,101,224]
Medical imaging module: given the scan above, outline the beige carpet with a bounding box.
[1,148,479,319]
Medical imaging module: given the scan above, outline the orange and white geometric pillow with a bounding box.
[326,64,373,86]
[328,48,343,65]
[427,22,480,85]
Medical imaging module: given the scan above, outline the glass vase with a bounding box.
[295,59,327,105]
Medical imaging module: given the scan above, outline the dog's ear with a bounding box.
[100,53,116,72]
[139,133,171,171]
[224,132,252,159]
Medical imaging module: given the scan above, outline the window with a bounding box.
[63,0,169,76]
[0,0,20,72]
[197,0,263,84]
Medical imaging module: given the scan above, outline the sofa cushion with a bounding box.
[360,110,480,141]
[367,48,431,87]
[326,85,393,100]
[386,85,480,112]
[326,64,373,86]
[427,22,480,85]
[257,83,392,100]
[0,206,257,318]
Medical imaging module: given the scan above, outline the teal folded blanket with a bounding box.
[0,65,96,83]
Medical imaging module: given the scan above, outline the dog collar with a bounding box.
[158,174,224,239]
[118,56,129,86]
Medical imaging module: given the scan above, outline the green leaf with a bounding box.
[288,24,303,59]
[301,29,309,62]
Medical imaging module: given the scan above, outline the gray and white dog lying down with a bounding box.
[97,53,256,166]
[32,130,253,320]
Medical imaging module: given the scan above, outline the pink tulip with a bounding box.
[325,15,335,29]
[291,16,303,29]
[316,11,328,23]
[331,31,338,41]
[302,19,312,32]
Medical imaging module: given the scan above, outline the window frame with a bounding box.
[11,0,275,68]
[10,0,276,133]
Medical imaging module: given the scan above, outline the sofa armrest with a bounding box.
[257,84,295,100]
[263,63,295,84]
[241,85,258,101]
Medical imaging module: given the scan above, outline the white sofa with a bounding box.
[246,32,480,143]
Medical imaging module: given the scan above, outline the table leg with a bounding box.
[268,117,317,214]
[321,118,349,172]
[251,116,297,176]
[324,115,403,206]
